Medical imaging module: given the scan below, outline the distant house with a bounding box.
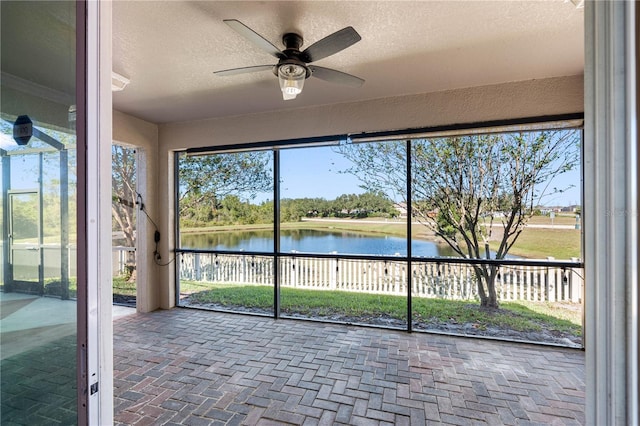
[561,205,580,213]
[393,203,439,219]
[537,206,564,215]
[393,202,408,218]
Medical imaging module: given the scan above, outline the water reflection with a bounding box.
[181,228,459,257]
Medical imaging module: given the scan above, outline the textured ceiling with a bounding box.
[112,1,584,124]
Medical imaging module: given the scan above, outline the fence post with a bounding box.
[292,257,297,288]
[546,257,556,302]
[120,249,125,275]
[194,252,201,281]
[330,256,338,290]
[570,257,582,303]
[241,256,247,284]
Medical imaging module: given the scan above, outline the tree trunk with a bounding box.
[479,293,499,308]
[484,265,500,308]
[473,267,489,306]
[476,266,499,308]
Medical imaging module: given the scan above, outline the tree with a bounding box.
[178,151,272,227]
[281,198,322,222]
[338,130,580,308]
[112,145,137,280]
[356,191,397,217]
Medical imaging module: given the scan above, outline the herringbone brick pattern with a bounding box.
[114,309,585,425]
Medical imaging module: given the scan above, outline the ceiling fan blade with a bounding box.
[214,65,274,76]
[309,65,364,88]
[300,27,361,63]
[223,19,286,59]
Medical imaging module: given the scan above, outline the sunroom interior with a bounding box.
[109,3,639,420]
[1,0,638,423]
[111,1,585,318]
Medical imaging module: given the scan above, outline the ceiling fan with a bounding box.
[214,19,365,100]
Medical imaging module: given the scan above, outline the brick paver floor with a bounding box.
[114,309,585,425]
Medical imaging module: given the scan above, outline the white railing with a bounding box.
[179,252,583,303]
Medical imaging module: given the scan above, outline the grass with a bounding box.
[501,300,582,333]
[113,276,137,296]
[180,281,582,339]
[494,227,581,259]
[111,277,582,344]
[44,278,77,298]
[527,214,578,226]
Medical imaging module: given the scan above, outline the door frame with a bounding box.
[7,189,43,293]
[80,1,114,424]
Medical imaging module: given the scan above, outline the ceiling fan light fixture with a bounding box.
[278,63,306,100]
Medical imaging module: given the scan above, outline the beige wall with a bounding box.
[113,110,159,313]
[159,75,583,150]
[152,75,583,309]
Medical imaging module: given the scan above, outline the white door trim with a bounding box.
[86,1,114,424]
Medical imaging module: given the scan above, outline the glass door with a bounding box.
[8,191,42,293]
[1,1,82,424]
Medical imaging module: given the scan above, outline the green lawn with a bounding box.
[179,281,582,338]
[113,276,137,296]
[111,277,582,343]
[497,227,581,259]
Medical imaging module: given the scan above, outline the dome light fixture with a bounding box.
[277,63,307,100]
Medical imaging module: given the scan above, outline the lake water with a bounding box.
[180,228,460,257]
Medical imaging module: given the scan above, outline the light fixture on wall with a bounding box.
[277,63,308,100]
[68,105,76,130]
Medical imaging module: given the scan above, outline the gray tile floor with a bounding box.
[0,295,137,425]
[114,309,585,425]
[1,333,77,425]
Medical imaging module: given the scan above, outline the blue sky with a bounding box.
[279,144,582,207]
[280,145,363,200]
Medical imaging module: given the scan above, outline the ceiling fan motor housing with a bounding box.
[283,33,303,50]
[274,33,312,79]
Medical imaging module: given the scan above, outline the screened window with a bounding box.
[175,120,584,347]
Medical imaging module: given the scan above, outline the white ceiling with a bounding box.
[112,1,584,124]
